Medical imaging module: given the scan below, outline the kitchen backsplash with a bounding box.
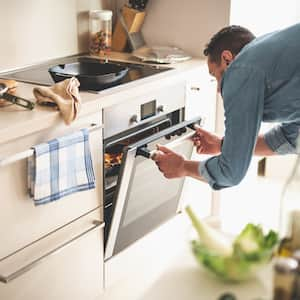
[115,0,230,58]
[0,0,110,71]
[0,0,230,71]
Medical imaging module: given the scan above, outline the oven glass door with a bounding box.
[105,117,201,260]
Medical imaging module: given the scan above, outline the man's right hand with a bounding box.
[192,126,223,155]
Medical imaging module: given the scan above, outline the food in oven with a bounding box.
[104,143,125,180]
[104,152,123,169]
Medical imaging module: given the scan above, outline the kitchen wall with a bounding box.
[114,0,231,58]
[230,0,300,36]
[0,0,231,71]
[0,0,111,71]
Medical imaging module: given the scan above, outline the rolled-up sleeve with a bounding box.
[264,123,300,154]
[199,66,265,190]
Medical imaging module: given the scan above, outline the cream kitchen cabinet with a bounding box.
[181,66,218,218]
[185,66,217,131]
[0,209,104,300]
[0,112,103,260]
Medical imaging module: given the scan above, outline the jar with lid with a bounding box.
[291,250,300,299]
[89,10,112,55]
[273,257,298,300]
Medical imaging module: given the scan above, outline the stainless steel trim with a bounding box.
[0,221,104,284]
[104,149,136,260]
[125,116,201,151]
[0,123,103,167]
[105,118,172,148]
[103,84,186,139]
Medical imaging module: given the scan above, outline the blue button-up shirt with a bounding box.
[200,23,300,190]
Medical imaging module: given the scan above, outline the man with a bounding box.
[154,23,300,190]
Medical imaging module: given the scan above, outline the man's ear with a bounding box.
[221,50,234,66]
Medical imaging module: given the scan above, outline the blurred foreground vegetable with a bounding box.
[185,205,279,282]
[185,206,233,257]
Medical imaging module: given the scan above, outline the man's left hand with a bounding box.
[152,145,186,179]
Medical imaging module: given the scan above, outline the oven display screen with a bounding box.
[141,100,156,120]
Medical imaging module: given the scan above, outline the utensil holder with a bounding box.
[112,6,146,52]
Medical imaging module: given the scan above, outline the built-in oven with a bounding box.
[103,83,201,260]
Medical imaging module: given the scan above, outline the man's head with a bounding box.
[204,25,255,90]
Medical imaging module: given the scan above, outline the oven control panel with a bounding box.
[130,102,165,125]
[141,100,156,120]
[103,82,186,139]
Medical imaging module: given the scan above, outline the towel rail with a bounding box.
[0,123,103,168]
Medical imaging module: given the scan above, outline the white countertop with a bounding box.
[137,247,272,300]
[104,248,273,300]
[0,53,206,145]
[102,214,273,300]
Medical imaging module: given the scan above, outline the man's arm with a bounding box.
[183,160,207,181]
[254,134,275,156]
[193,128,275,156]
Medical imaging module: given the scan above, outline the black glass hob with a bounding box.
[0,55,173,92]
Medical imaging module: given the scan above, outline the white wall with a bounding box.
[0,0,111,71]
[230,0,300,36]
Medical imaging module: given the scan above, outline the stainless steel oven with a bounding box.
[103,85,201,260]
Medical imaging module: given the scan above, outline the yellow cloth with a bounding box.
[33,77,81,125]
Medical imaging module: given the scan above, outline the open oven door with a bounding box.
[104,117,201,260]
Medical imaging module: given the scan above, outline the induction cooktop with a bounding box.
[0,55,173,92]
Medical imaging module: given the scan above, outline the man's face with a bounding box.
[207,58,226,92]
[207,51,234,92]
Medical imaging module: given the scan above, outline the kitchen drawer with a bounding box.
[185,67,217,131]
[0,113,103,259]
[0,209,104,300]
[103,81,186,138]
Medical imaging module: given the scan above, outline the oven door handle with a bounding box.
[136,131,196,159]
[134,116,201,159]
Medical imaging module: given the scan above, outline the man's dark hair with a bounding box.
[203,25,256,64]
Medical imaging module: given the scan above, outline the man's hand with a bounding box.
[152,145,186,179]
[192,126,222,155]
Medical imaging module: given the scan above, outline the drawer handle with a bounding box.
[0,220,104,284]
[190,86,200,91]
[0,123,103,168]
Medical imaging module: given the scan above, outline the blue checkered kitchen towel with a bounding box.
[28,128,95,205]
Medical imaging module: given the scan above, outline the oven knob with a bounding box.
[157,105,164,113]
[181,127,187,134]
[129,114,138,124]
[176,129,183,136]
